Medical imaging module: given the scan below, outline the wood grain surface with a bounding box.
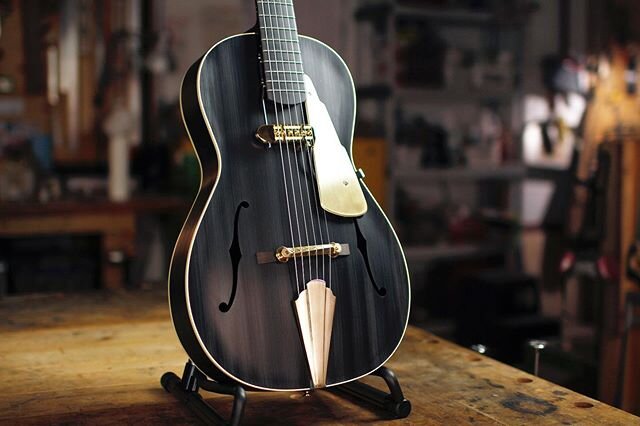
[1,289,637,425]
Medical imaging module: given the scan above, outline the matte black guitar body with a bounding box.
[169,32,410,391]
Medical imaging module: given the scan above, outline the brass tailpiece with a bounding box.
[294,279,336,388]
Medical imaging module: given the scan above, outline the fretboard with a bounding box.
[256,0,306,105]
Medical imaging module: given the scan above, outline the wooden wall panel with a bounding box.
[620,140,640,412]
[353,137,387,210]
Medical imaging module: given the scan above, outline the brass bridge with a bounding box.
[255,124,314,146]
[256,242,350,264]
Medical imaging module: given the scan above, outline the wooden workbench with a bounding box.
[0,290,637,425]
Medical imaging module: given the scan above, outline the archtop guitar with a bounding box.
[169,0,410,391]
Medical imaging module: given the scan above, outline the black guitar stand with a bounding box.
[161,360,411,425]
[331,365,412,418]
[162,361,247,426]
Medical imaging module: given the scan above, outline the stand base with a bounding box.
[161,361,411,425]
[331,367,412,418]
[161,362,246,426]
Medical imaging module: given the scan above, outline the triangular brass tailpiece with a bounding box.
[294,279,336,388]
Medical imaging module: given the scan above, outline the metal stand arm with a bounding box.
[161,361,246,426]
[333,366,411,418]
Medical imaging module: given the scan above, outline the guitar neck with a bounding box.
[255,0,306,105]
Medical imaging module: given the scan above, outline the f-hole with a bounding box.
[220,201,250,312]
[353,219,387,297]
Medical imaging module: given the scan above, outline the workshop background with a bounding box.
[1,0,640,417]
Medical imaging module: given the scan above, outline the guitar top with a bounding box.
[169,0,410,391]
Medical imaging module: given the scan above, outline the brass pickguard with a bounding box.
[303,75,368,217]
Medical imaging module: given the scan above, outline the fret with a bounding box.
[262,37,299,43]
[262,54,302,65]
[259,21,296,32]
[261,26,297,31]
[257,4,294,18]
[259,17,295,27]
[257,0,294,6]
[264,73,304,81]
[263,60,303,68]
[263,62,304,75]
[264,59,303,65]
[263,48,301,54]
[263,52,301,63]
[258,6,294,16]
[258,15,295,24]
[265,79,304,84]
[264,69,304,75]
[267,88,307,93]
[265,69,304,74]
[259,13,295,19]
[261,42,300,54]
[263,54,302,64]
[262,49,300,61]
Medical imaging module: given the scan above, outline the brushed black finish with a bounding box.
[170,33,410,391]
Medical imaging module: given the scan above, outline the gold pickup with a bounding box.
[255,124,314,146]
[256,242,349,264]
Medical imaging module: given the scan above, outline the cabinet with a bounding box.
[353,1,532,330]
[354,1,530,256]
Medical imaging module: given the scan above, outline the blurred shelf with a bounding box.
[354,2,392,22]
[353,1,529,232]
[356,84,392,100]
[355,3,494,26]
[0,195,190,217]
[396,6,494,25]
[357,85,515,103]
[395,164,527,183]
[396,87,514,104]
[404,242,502,262]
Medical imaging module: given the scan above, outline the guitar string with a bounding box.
[270,0,317,287]
[287,20,326,284]
[274,17,314,285]
[304,111,332,289]
[258,0,301,294]
[305,110,332,289]
[261,0,332,291]
[263,0,308,290]
[278,1,332,289]
[279,6,320,281]
[294,101,321,281]
[280,3,328,384]
[266,0,309,289]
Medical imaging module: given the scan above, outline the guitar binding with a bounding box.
[161,360,411,425]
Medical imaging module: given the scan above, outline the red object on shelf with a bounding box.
[559,251,576,274]
[448,213,486,243]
